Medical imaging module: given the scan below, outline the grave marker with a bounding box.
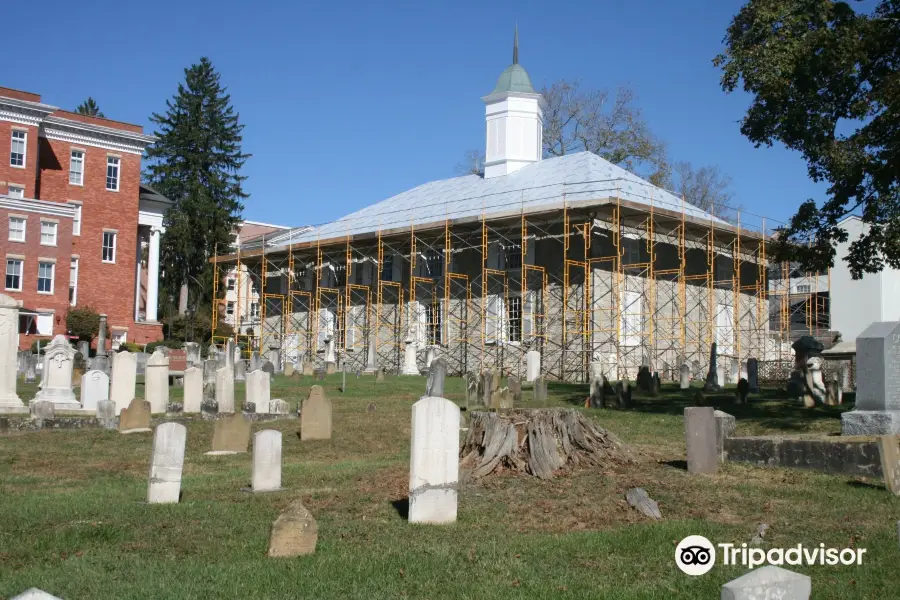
[247,369,271,414]
[300,385,332,440]
[720,565,810,600]
[145,350,170,414]
[409,396,460,524]
[183,367,202,413]
[34,335,78,408]
[216,366,235,413]
[119,399,151,433]
[251,430,283,492]
[147,423,186,504]
[684,406,717,475]
[109,352,137,415]
[842,321,900,435]
[209,413,251,454]
[79,369,109,411]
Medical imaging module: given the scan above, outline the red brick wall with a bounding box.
[0,121,40,198]
[52,110,144,134]
[0,205,73,348]
[38,137,143,340]
[0,88,42,103]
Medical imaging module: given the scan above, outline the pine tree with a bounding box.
[144,57,249,313]
[75,97,104,118]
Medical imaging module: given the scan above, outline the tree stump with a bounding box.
[460,408,637,479]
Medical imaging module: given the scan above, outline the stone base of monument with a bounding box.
[0,406,29,414]
[841,411,900,436]
[53,408,96,417]
[120,428,152,434]
[205,450,241,456]
[725,435,882,478]
[240,486,286,494]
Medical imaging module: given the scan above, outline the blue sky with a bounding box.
[5,0,829,235]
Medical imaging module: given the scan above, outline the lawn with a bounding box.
[0,374,894,599]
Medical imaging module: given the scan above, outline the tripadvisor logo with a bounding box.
[675,535,716,576]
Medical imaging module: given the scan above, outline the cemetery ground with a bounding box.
[0,375,893,599]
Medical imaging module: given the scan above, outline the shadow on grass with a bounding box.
[847,480,884,491]
[391,498,409,520]
[662,460,687,471]
[555,381,854,433]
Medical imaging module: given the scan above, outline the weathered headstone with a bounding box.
[730,358,739,385]
[270,399,290,414]
[225,339,237,369]
[324,337,336,365]
[746,357,759,393]
[209,413,251,454]
[526,350,541,382]
[490,387,513,410]
[302,361,314,377]
[508,375,522,404]
[266,348,281,373]
[842,322,900,435]
[145,350,170,414]
[183,367,202,413]
[268,501,317,557]
[96,399,116,428]
[589,377,604,409]
[79,369,109,411]
[840,361,852,392]
[234,359,247,382]
[247,369,271,414]
[203,358,217,385]
[119,398,151,433]
[424,345,436,369]
[736,378,749,404]
[481,369,499,406]
[23,352,37,384]
[30,400,55,421]
[533,376,548,405]
[375,367,384,382]
[10,588,65,599]
[465,372,481,407]
[77,340,90,362]
[300,385,332,440]
[650,372,661,396]
[720,565,810,600]
[679,362,691,389]
[425,358,447,397]
[364,336,378,374]
[249,351,262,373]
[684,406,717,475]
[251,430,283,492]
[147,422,186,504]
[109,351,137,415]
[826,374,843,406]
[401,338,419,375]
[284,363,295,378]
[703,343,720,392]
[714,409,736,461]
[636,365,653,392]
[184,342,201,368]
[877,435,900,495]
[215,366,235,413]
[169,349,187,373]
[91,313,109,374]
[261,361,276,381]
[409,395,460,524]
[34,335,78,408]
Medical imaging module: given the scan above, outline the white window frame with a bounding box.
[250,301,259,319]
[507,295,522,343]
[485,294,505,344]
[69,257,79,306]
[795,284,811,294]
[226,277,236,291]
[106,156,120,191]
[69,149,85,186]
[7,184,24,199]
[5,259,23,291]
[10,129,26,168]
[37,261,55,295]
[102,231,117,263]
[69,202,82,236]
[40,221,58,247]
[8,216,25,242]
[226,301,235,317]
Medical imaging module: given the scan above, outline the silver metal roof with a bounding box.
[276,151,725,247]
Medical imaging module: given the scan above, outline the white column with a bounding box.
[134,227,143,322]
[146,226,161,323]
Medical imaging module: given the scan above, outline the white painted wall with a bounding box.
[830,217,900,341]
[483,93,543,178]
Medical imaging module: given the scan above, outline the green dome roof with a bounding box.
[490,63,535,95]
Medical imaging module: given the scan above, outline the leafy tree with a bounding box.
[66,307,100,341]
[144,57,249,312]
[75,97,104,118]
[715,0,899,278]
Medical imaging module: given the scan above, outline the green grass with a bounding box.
[0,375,893,599]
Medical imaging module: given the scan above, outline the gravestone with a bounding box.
[840,361,852,392]
[23,352,37,384]
[589,377,604,408]
[249,351,262,372]
[203,359,218,385]
[119,398,151,433]
[424,345,436,369]
[34,335,78,408]
[96,399,116,428]
[720,565,811,600]
[109,351,137,415]
[266,348,281,373]
[251,430,283,492]
[877,436,900,495]
[77,340,90,362]
[145,350,170,414]
[842,321,900,435]
[91,313,109,374]
[225,340,237,369]
[284,363,295,378]
[300,385,332,440]
[79,369,109,411]
[375,367,384,382]
[209,413,251,454]
[400,337,418,375]
[268,501,318,557]
[525,350,541,382]
[133,352,149,377]
[324,337,336,365]
[184,342,201,368]
[425,358,447,397]
[736,378,749,404]
[679,363,691,389]
[216,366,235,413]
[636,366,653,392]
[481,369,499,406]
[465,372,481,407]
[533,376,548,404]
[615,380,631,407]
[746,357,759,392]
[10,589,65,599]
[182,367,202,413]
[364,336,378,374]
[207,343,219,363]
[262,361,276,381]
[409,395,460,524]
[168,349,187,374]
[247,369,271,414]
[147,422,186,504]
[234,359,247,382]
[302,361,314,376]
[270,399,289,414]
[740,360,748,382]
[30,400,54,421]
[490,387,513,410]
[714,409,736,461]
[684,406,717,475]
[508,375,522,404]
[650,372,660,396]
[703,343,720,392]
[730,359,739,384]
[826,374,843,406]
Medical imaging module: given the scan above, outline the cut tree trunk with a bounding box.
[460,408,637,480]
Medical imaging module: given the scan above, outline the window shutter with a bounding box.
[392,253,404,283]
[361,262,373,286]
[303,267,314,291]
[486,294,506,342]
[346,305,358,348]
[487,242,502,270]
[524,238,536,266]
[317,308,334,349]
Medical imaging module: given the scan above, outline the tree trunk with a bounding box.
[460,408,637,480]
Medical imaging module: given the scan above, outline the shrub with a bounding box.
[66,307,100,341]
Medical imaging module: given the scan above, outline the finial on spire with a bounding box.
[513,24,519,65]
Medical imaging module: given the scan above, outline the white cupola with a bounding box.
[482,27,544,179]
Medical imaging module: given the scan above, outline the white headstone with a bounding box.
[324,338,336,364]
[408,395,460,524]
[34,335,78,407]
[145,350,170,414]
[247,369,271,414]
[147,422,187,504]
[10,589,64,599]
[182,367,202,413]
[109,351,137,415]
[79,369,109,411]
[252,429,282,492]
[679,363,691,389]
[401,338,419,375]
[720,565,811,600]
[526,350,541,382]
[216,366,235,413]
[0,294,24,411]
[425,345,436,369]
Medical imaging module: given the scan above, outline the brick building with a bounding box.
[0,86,168,349]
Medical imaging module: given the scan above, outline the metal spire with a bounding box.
[513,24,519,64]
